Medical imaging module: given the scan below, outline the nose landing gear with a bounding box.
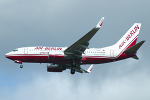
[14,60,23,68]
[20,64,23,68]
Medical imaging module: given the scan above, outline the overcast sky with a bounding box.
[0,0,150,100]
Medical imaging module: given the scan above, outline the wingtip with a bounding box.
[96,17,105,28]
[87,64,94,73]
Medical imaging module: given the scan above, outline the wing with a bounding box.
[64,17,104,59]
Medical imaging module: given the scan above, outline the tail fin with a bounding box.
[115,23,141,52]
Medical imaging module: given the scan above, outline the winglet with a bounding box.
[96,17,105,28]
[87,64,94,73]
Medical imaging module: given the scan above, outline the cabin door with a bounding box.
[110,50,114,57]
[24,47,28,54]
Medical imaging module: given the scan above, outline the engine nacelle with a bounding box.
[47,64,66,72]
[14,60,22,64]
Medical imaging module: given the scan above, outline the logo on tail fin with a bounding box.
[99,19,104,26]
[119,25,140,49]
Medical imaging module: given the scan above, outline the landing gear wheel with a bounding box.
[71,69,75,74]
[20,64,23,68]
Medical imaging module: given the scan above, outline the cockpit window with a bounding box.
[13,49,18,52]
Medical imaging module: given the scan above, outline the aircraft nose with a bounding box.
[5,53,9,58]
[5,52,11,58]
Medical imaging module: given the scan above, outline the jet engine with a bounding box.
[47,64,66,72]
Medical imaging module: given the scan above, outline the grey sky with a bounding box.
[0,0,150,100]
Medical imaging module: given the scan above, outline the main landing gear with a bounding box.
[70,59,76,74]
[71,69,75,74]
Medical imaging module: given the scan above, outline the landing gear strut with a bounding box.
[71,59,76,67]
[71,69,75,74]
[20,64,23,68]
[70,59,76,74]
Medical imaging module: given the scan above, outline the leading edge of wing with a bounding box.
[64,17,105,54]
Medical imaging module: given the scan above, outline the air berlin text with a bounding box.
[34,47,62,51]
[119,25,139,49]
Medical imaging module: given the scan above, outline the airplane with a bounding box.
[5,17,145,74]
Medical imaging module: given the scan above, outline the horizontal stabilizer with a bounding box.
[124,40,145,54]
[132,55,139,60]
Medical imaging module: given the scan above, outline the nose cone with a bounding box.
[5,52,11,58]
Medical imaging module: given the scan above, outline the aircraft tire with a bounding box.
[71,69,75,74]
[20,65,23,68]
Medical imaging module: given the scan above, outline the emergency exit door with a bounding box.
[110,50,114,57]
[24,47,28,54]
